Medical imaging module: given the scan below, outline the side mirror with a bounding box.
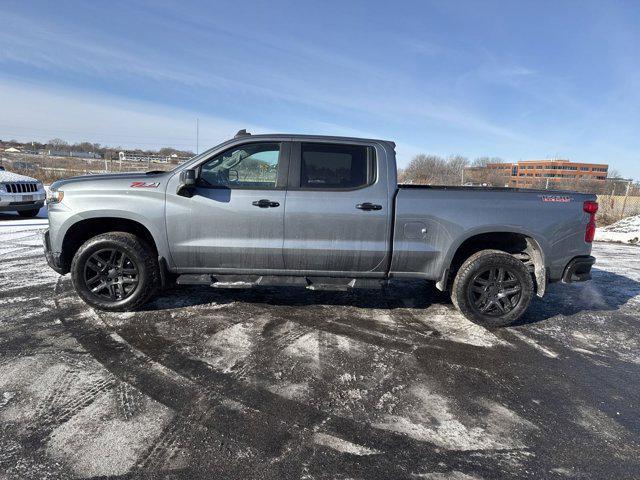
[177,169,197,197]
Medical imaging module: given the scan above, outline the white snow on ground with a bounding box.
[595,215,640,245]
[313,432,381,455]
[373,383,537,451]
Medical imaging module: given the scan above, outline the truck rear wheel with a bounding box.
[451,249,533,327]
[70,232,159,312]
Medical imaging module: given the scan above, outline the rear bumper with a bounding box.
[43,229,67,274]
[562,255,595,283]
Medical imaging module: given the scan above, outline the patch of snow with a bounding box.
[313,432,381,456]
[282,332,320,366]
[47,391,174,478]
[0,170,40,182]
[510,330,559,358]
[203,321,262,372]
[373,384,536,451]
[595,215,640,244]
[412,305,508,348]
[414,472,482,480]
[0,391,15,408]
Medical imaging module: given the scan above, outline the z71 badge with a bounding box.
[130,181,160,188]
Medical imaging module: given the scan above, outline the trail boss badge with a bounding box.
[540,194,573,203]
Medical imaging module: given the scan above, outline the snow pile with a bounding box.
[595,215,640,245]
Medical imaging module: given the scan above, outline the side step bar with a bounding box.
[176,274,386,291]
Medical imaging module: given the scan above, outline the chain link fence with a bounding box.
[1,153,178,185]
[597,193,640,226]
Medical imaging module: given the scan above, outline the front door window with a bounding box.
[199,142,280,189]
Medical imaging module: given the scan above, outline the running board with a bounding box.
[176,274,385,291]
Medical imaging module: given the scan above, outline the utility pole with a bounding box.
[196,118,199,155]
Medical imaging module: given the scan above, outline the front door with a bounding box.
[283,141,392,275]
[166,141,287,271]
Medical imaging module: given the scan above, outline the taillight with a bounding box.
[583,201,598,214]
[584,201,598,242]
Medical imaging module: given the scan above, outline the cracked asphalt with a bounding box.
[1,214,640,479]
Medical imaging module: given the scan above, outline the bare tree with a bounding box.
[471,156,504,167]
[400,154,469,185]
[47,138,69,149]
[607,168,620,179]
[464,157,509,186]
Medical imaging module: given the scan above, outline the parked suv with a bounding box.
[44,132,597,326]
[0,166,46,217]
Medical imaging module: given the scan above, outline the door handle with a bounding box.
[252,199,280,208]
[356,202,382,211]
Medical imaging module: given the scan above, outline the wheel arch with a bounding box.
[437,229,547,297]
[59,216,160,273]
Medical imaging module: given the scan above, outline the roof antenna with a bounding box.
[235,129,251,138]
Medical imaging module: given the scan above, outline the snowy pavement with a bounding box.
[0,214,639,479]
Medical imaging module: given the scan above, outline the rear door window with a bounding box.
[299,143,374,189]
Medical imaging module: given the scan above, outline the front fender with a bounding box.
[49,208,170,263]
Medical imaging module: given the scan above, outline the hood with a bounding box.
[0,170,40,183]
[51,171,170,190]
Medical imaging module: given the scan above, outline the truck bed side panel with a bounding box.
[391,187,595,281]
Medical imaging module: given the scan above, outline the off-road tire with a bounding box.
[451,249,534,327]
[17,208,40,218]
[71,232,159,311]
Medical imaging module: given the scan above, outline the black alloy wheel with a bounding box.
[71,232,159,311]
[83,248,140,301]
[450,249,534,327]
[469,267,522,316]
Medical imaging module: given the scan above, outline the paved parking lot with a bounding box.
[1,215,640,479]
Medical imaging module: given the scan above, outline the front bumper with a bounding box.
[0,192,46,211]
[562,255,595,283]
[43,229,66,274]
[0,200,45,212]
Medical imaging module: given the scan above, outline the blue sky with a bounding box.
[1,0,639,178]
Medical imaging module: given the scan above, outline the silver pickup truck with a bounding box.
[44,131,597,326]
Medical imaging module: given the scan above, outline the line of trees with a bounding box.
[398,154,508,186]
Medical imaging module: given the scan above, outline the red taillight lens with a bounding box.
[583,201,598,242]
[583,201,599,214]
[585,222,596,242]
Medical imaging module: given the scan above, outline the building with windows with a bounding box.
[466,159,609,187]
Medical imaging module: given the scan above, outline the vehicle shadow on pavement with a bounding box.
[142,268,640,331]
[517,267,640,325]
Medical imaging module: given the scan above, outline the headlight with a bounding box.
[46,189,64,204]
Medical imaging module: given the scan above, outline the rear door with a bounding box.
[283,141,391,275]
[165,141,289,271]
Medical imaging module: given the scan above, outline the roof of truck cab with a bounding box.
[230,133,396,147]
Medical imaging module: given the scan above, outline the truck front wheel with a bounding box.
[451,249,534,327]
[70,232,159,311]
